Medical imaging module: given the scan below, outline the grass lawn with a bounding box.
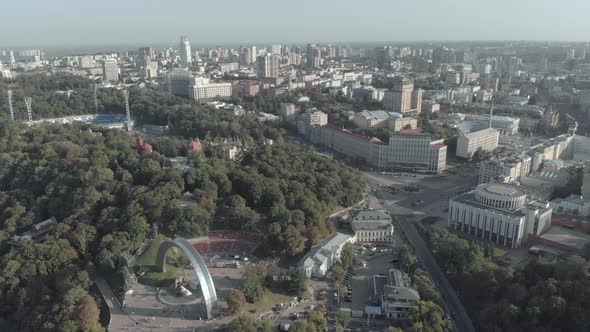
[494,247,508,257]
[134,235,168,267]
[134,235,187,287]
[243,290,295,316]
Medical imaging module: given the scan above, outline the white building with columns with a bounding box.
[448,183,552,248]
[351,209,394,243]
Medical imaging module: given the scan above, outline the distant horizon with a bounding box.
[3,0,590,51]
[2,39,589,58]
[4,38,590,48]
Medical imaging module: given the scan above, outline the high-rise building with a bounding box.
[137,47,155,68]
[180,36,192,68]
[306,44,321,68]
[375,46,393,69]
[288,53,302,65]
[297,109,328,137]
[141,61,159,79]
[270,44,282,55]
[162,68,192,97]
[566,48,576,60]
[383,77,422,114]
[102,59,119,83]
[456,128,500,159]
[256,54,279,79]
[432,47,455,67]
[241,47,252,66]
[79,55,94,68]
[250,46,257,63]
[411,89,423,114]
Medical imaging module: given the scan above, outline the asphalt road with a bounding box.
[94,276,137,330]
[363,170,477,332]
[395,217,475,332]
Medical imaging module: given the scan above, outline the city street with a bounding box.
[363,169,478,332]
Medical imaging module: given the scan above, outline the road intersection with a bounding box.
[363,169,478,332]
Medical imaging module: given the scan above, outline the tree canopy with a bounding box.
[428,229,590,331]
[0,74,366,330]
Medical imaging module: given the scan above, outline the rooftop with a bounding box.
[539,226,590,251]
[552,195,589,207]
[383,285,420,302]
[360,110,390,121]
[478,183,526,198]
[325,123,386,144]
[461,127,499,139]
[298,232,353,270]
[453,192,527,217]
[389,268,412,288]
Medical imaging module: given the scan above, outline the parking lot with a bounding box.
[340,247,396,312]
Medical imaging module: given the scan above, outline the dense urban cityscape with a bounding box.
[1,2,590,332]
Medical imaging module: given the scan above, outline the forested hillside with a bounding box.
[0,74,365,331]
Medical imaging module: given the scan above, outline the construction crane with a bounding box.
[7,90,14,120]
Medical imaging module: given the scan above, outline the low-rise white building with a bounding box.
[189,77,232,101]
[351,210,394,243]
[456,128,499,159]
[297,232,354,278]
[448,183,552,248]
[377,269,420,319]
[479,155,532,184]
[550,195,590,217]
[465,114,520,135]
[352,110,390,129]
[352,110,417,132]
[297,109,328,137]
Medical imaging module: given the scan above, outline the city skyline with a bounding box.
[2,0,590,47]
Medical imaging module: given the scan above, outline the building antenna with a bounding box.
[94,84,99,112]
[123,90,131,132]
[7,90,14,120]
[24,97,33,123]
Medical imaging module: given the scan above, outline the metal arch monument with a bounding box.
[156,237,217,319]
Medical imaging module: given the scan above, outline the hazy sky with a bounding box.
[2,0,589,47]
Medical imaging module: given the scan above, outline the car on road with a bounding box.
[411,200,425,207]
[451,312,456,320]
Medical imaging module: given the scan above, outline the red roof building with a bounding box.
[188,138,202,153]
[137,137,153,154]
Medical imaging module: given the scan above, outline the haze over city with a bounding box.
[2,0,590,47]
